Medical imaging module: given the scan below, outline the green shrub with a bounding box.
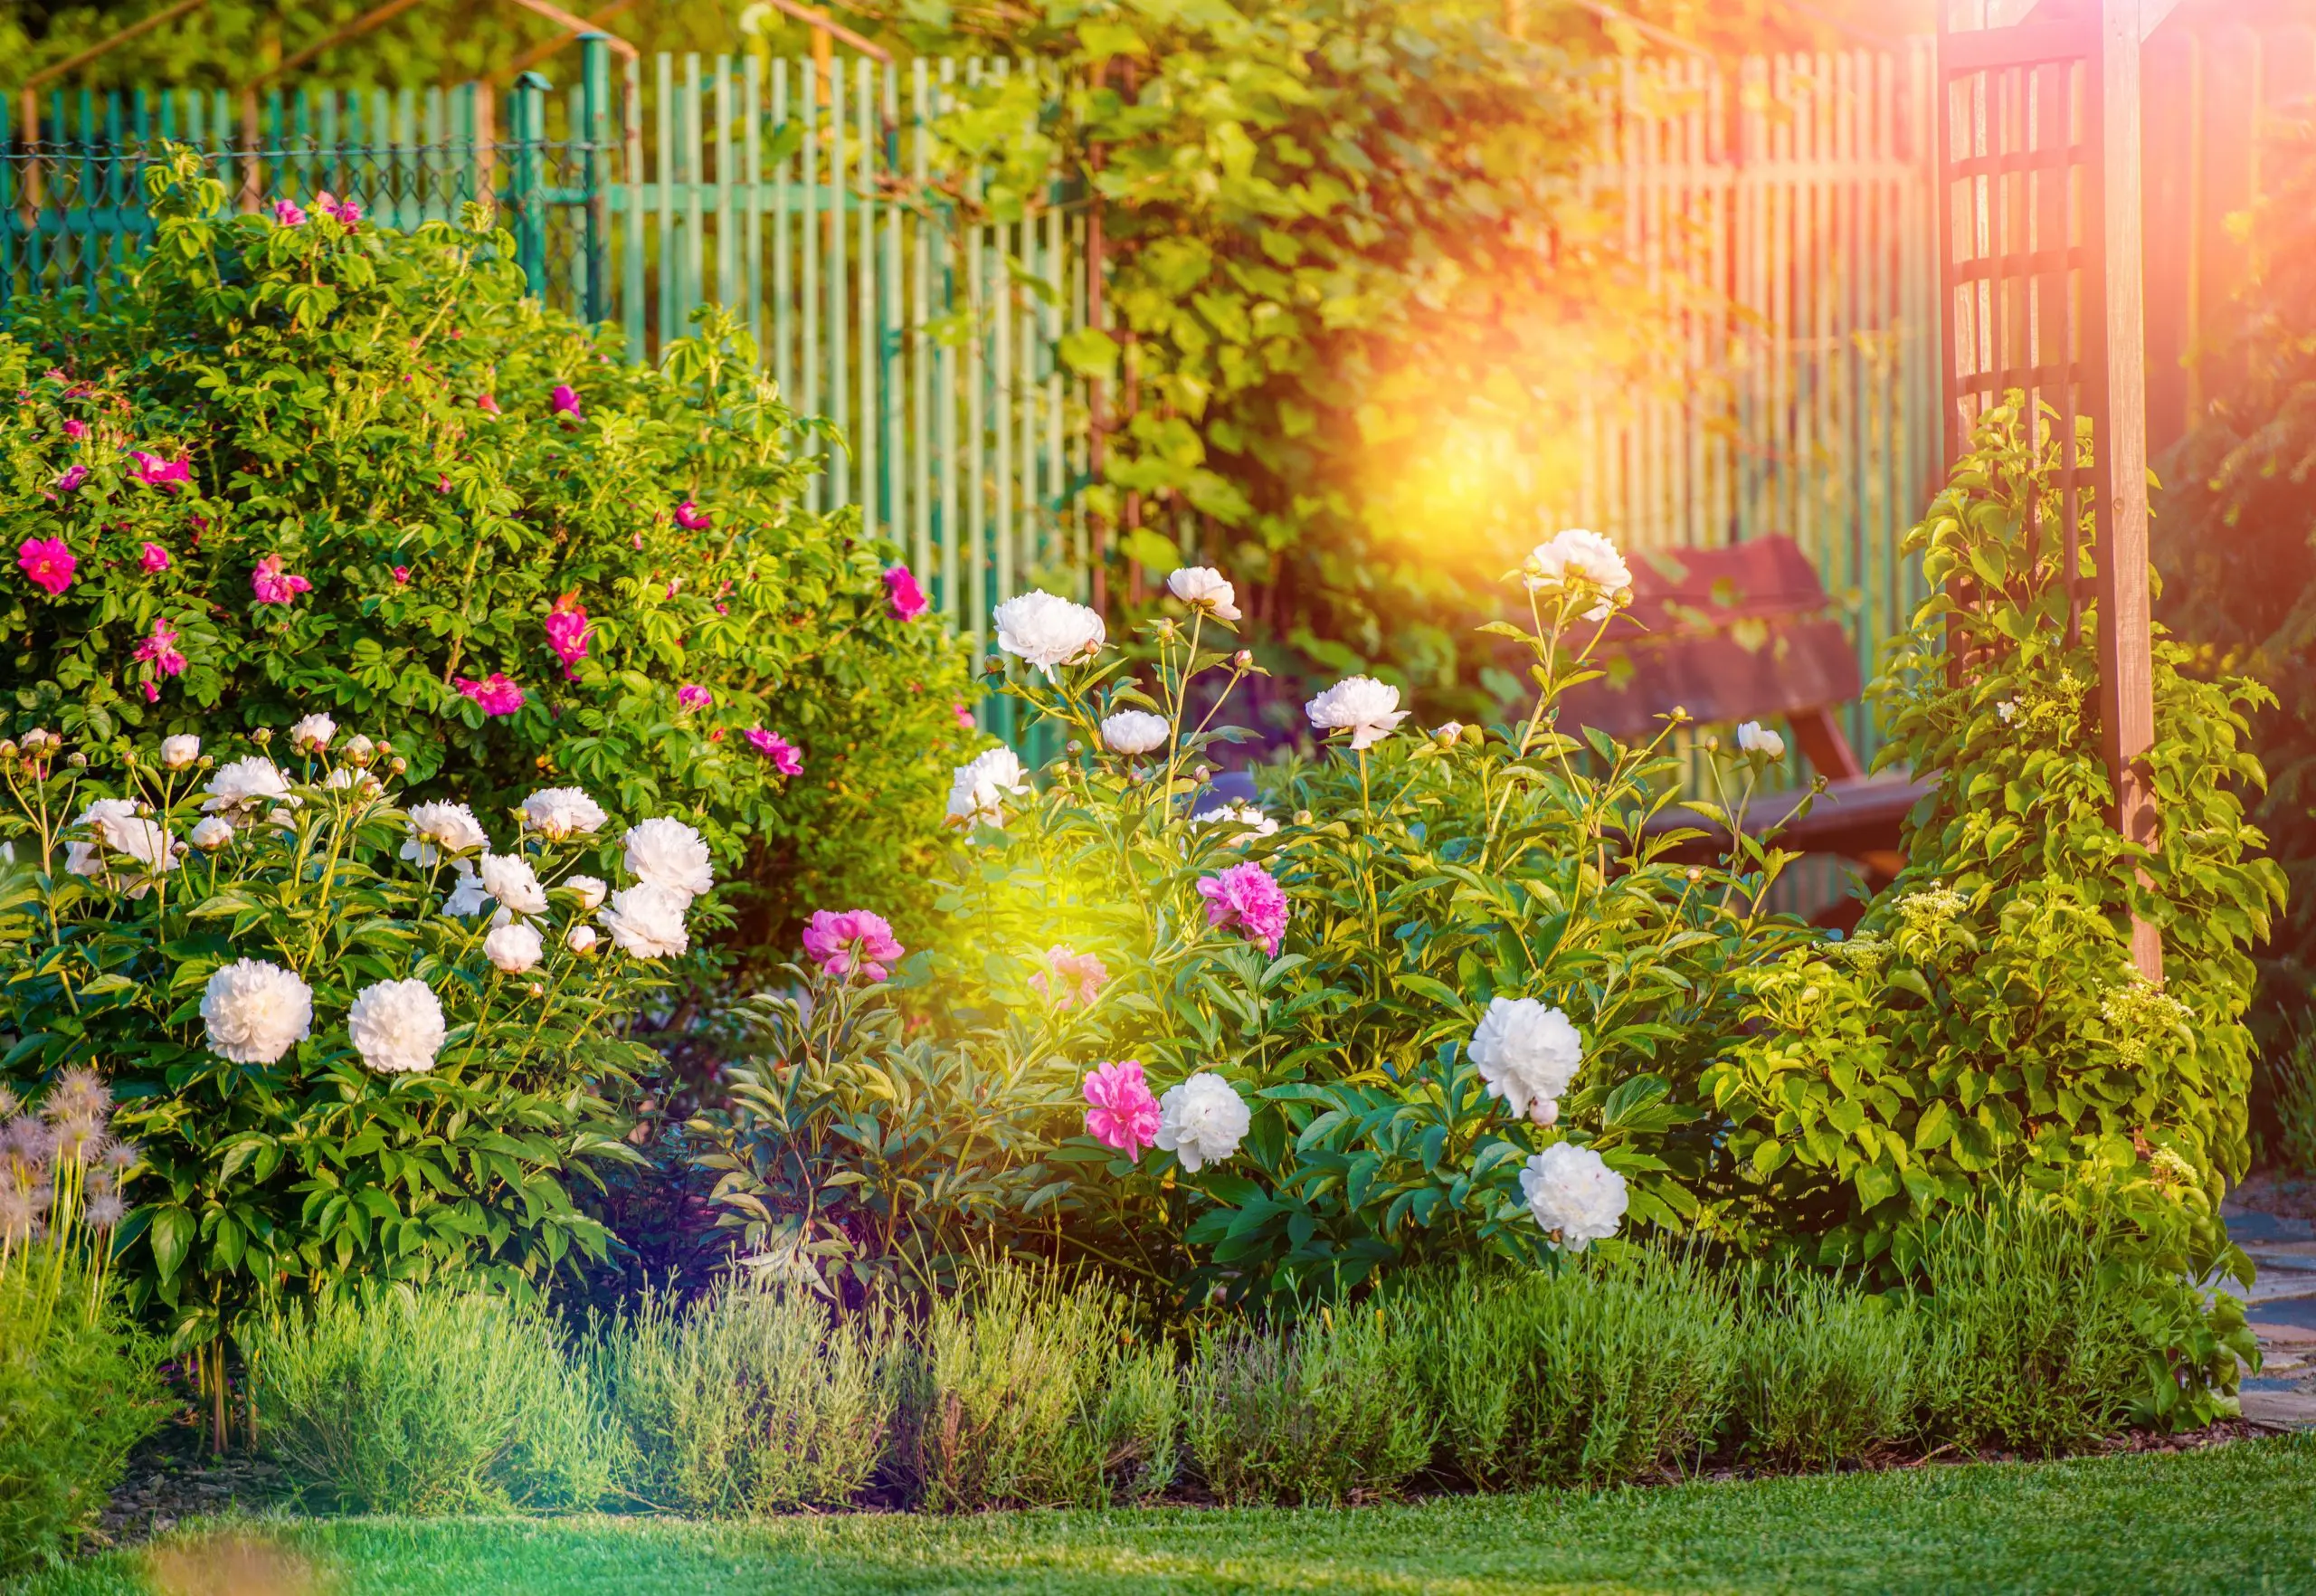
[1729,1266,1919,1470]
[1404,1250,1733,1491]
[898,1263,1177,1510]
[593,1282,897,1515]
[246,1285,614,1514]
[2265,1014,2316,1176]
[0,1268,166,1576]
[1183,1308,1431,1506]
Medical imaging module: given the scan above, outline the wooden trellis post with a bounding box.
[1935,0,2162,982]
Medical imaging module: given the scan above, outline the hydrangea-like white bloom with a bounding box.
[346,978,447,1075]
[1735,720,1787,761]
[946,747,1031,828]
[1304,676,1408,751]
[1166,565,1241,621]
[441,860,491,917]
[624,817,714,898]
[602,882,690,958]
[203,756,291,814]
[1468,996,1584,1125]
[564,874,609,911]
[1101,710,1171,756]
[289,714,337,754]
[402,801,489,866]
[191,816,235,851]
[1154,1071,1250,1173]
[160,735,202,770]
[1523,528,1633,622]
[200,959,313,1065]
[484,921,545,974]
[566,925,600,955]
[522,787,607,840]
[1191,801,1278,841]
[1520,1141,1628,1252]
[479,853,548,918]
[993,591,1106,676]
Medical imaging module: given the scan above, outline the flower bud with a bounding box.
[1685,866,1704,883]
[375,740,395,757]
[21,728,54,754]
[1065,739,1083,755]
[66,751,87,768]
[251,727,272,747]
[1294,809,1314,826]
[1193,764,1212,781]
[1233,650,1253,669]
[0,741,16,761]
[343,733,375,767]
[566,925,599,955]
[390,756,409,774]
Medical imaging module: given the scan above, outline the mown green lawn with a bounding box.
[19,1436,2316,1596]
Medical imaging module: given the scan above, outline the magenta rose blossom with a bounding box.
[132,617,187,699]
[673,499,712,532]
[476,393,501,415]
[454,673,526,717]
[677,683,713,712]
[550,384,583,418]
[272,197,308,226]
[18,537,75,596]
[1198,861,1290,957]
[251,555,313,604]
[745,727,803,775]
[128,451,191,492]
[544,594,590,677]
[802,909,905,983]
[954,700,975,730]
[883,565,929,621]
[52,464,88,494]
[314,191,361,227]
[1082,1060,1163,1162]
[391,565,411,584]
[435,474,452,494]
[62,418,87,441]
[139,542,170,574]
[1030,946,1109,1009]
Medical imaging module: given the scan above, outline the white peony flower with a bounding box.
[483,921,545,974]
[66,798,137,879]
[624,817,715,898]
[1736,721,1787,762]
[1166,565,1241,622]
[479,852,548,918]
[289,713,337,754]
[1523,527,1633,622]
[441,860,491,917]
[1154,1071,1250,1173]
[522,786,608,840]
[401,801,489,866]
[107,816,176,878]
[346,978,447,1075]
[1520,1141,1628,1252]
[191,816,235,851]
[160,735,202,770]
[1191,801,1278,841]
[1101,709,1172,757]
[993,591,1106,676]
[200,959,314,1065]
[203,756,291,814]
[1468,996,1584,1125]
[1304,676,1408,751]
[564,874,609,911]
[946,747,1032,829]
[601,882,690,958]
[566,924,600,955]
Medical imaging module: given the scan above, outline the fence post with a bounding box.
[579,35,611,326]
[511,70,549,298]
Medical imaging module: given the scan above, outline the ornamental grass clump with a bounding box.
[246,1285,614,1515]
[593,1281,898,1515]
[1728,1264,1921,1470]
[1182,1306,1432,1506]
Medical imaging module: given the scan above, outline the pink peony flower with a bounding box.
[391,565,411,584]
[454,673,526,717]
[63,418,88,441]
[1082,1060,1163,1162]
[1198,861,1290,957]
[544,594,590,677]
[673,500,712,532]
[802,909,905,983]
[550,384,583,418]
[133,616,186,680]
[476,394,500,415]
[251,554,313,604]
[273,198,308,226]
[128,451,190,493]
[54,464,88,493]
[18,537,75,596]
[139,542,169,574]
[1030,946,1110,1009]
[884,565,929,621]
[745,727,802,775]
[677,683,713,712]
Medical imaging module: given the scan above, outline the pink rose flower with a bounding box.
[677,683,713,712]
[802,908,904,983]
[954,700,975,730]
[139,542,170,574]
[550,384,583,418]
[476,394,501,415]
[673,500,712,532]
[435,474,452,494]
[1198,861,1290,957]
[391,565,411,584]
[128,451,191,493]
[453,673,526,717]
[54,464,88,493]
[273,198,308,226]
[884,565,929,621]
[63,418,88,442]
[1082,1060,1163,1163]
[744,727,802,775]
[18,537,75,596]
[544,594,590,677]
[1030,946,1109,1010]
[133,617,187,684]
[251,555,313,604]
[314,191,361,227]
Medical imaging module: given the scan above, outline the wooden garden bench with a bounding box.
[1556,535,1925,881]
